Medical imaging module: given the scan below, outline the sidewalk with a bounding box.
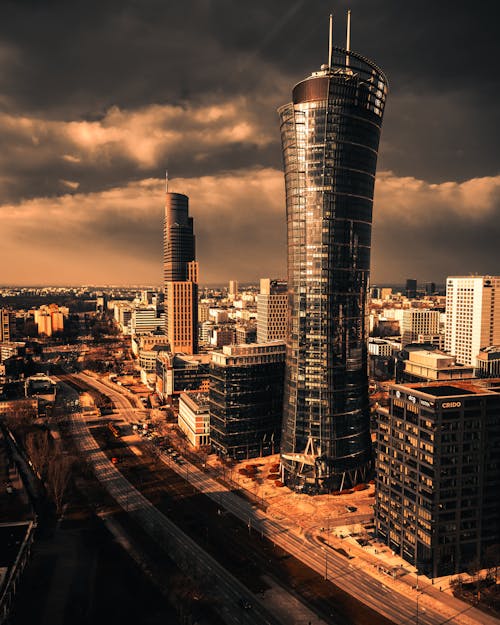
[184,452,500,625]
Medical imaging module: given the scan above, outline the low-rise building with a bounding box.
[178,392,210,447]
[402,350,474,383]
[0,342,26,363]
[475,346,500,378]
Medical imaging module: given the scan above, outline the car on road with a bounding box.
[238,598,252,610]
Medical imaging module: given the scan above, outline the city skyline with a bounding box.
[0,1,498,285]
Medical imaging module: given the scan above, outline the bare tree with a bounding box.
[24,429,52,479]
[3,402,37,432]
[47,454,73,516]
[484,544,500,583]
[467,556,482,602]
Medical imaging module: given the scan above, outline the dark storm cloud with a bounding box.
[2,0,498,183]
[0,0,498,284]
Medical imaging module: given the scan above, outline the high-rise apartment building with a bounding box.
[445,276,500,366]
[0,309,12,342]
[228,280,238,301]
[257,278,287,343]
[164,191,198,355]
[401,309,440,347]
[278,17,388,492]
[375,381,500,577]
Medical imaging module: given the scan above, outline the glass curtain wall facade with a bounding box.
[279,47,388,492]
[210,343,285,460]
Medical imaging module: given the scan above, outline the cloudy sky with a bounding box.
[1,0,498,286]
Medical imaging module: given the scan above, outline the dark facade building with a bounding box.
[278,27,388,492]
[164,190,198,355]
[210,342,285,460]
[425,282,436,297]
[405,279,417,299]
[155,352,210,401]
[375,382,500,578]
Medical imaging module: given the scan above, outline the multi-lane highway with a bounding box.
[58,378,284,625]
[70,373,500,625]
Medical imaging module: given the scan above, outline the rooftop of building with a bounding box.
[220,341,286,356]
[395,380,498,397]
[179,391,209,411]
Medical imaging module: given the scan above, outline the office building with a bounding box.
[164,190,198,354]
[131,333,169,357]
[110,300,134,333]
[401,350,474,383]
[235,323,257,345]
[257,278,287,343]
[475,346,500,378]
[209,325,235,349]
[155,352,210,401]
[375,381,500,577]
[425,282,436,297]
[405,279,417,299]
[210,342,285,460]
[445,276,500,366]
[130,306,164,336]
[278,17,388,491]
[401,309,440,347]
[416,333,444,350]
[178,392,210,447]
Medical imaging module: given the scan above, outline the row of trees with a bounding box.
[24,429,73,515]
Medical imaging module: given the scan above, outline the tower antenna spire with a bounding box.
[328,13,333,69]
[346,9,351,67]
[165,170,169,193]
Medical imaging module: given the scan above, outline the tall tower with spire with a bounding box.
[279,14,388,492]
[163,177,198,354]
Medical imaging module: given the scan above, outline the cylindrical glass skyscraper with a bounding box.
[164,192,198,355]
[279,45,388,492]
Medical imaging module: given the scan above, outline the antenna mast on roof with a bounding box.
[328,13,333,69]
[165,170,169,193]
[346,9,351,67]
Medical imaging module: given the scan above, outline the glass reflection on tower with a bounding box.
[279,43,388,492]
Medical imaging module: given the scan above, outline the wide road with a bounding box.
[58,378,283,625]
[75,373,499,625]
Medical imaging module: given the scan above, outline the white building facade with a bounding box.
[445,276,500,366]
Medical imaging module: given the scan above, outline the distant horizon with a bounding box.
[0,280,451,291]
